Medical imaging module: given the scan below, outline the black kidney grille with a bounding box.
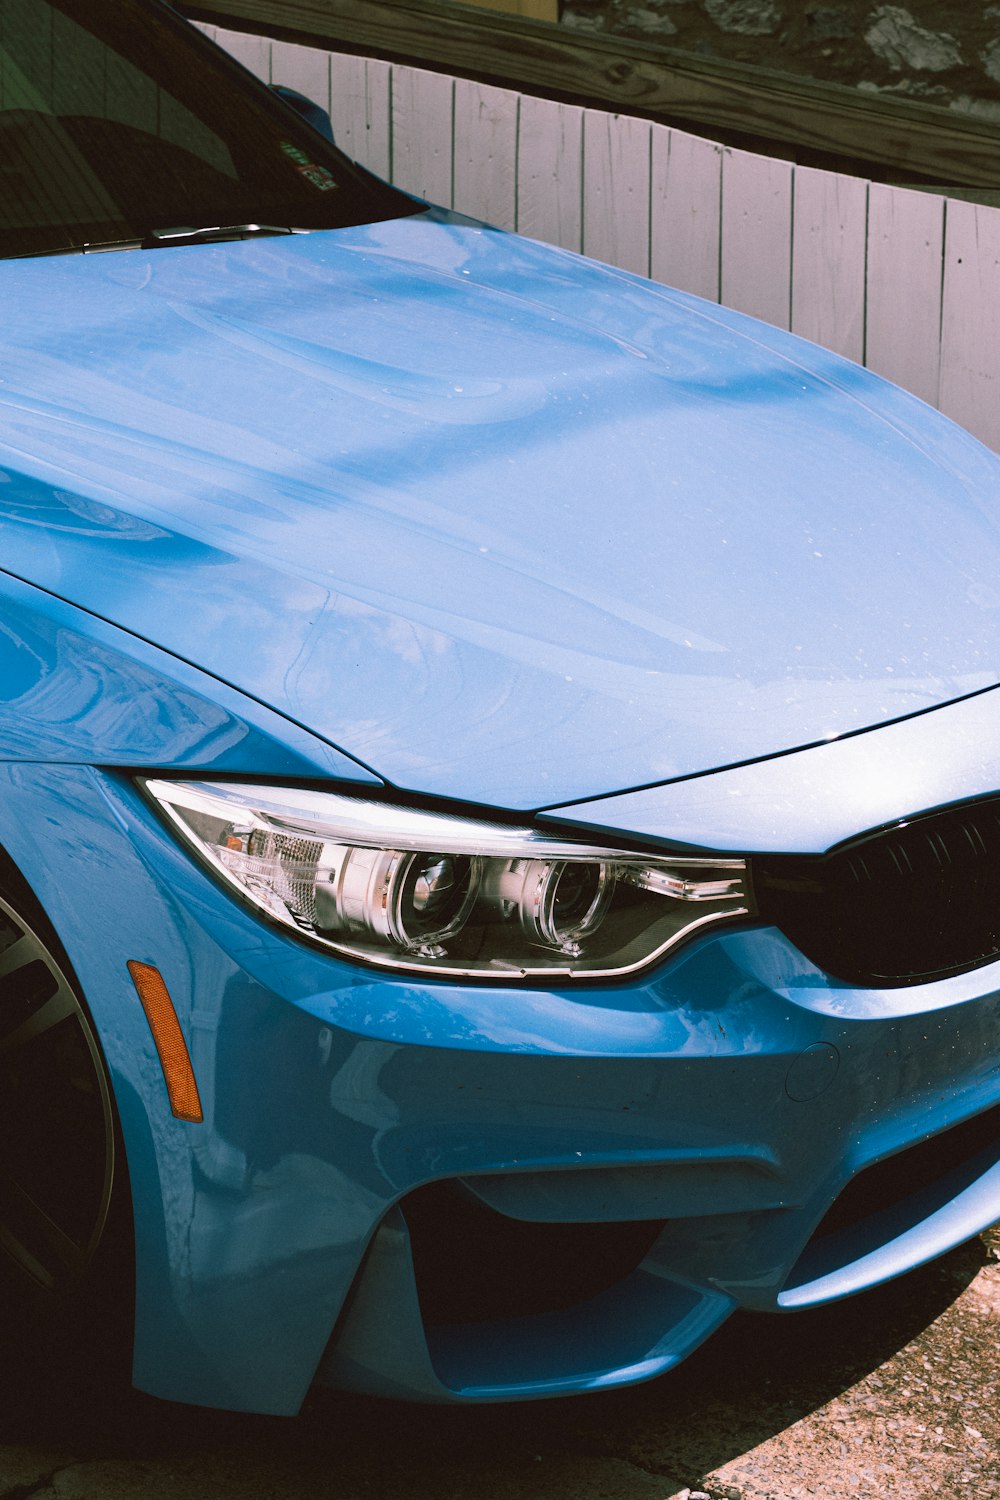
[756,795,1000,986]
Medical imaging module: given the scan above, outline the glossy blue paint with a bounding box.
[0,571,379,777]
[1,759,998,1411]
[780,1157,1000,1308]
[321,1207,735,1402]
[2,31,1000,1414]
[541,682,1000,853]
[1,216,1000,807]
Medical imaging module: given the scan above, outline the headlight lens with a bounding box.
[143,780,754,980]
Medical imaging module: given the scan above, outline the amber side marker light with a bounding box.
[127,960,204,1123]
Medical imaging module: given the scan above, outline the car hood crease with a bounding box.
[1,213,1000,808]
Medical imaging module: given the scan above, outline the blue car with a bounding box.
[1,0,998,1417]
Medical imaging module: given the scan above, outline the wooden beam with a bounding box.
[179,0,1000,189]
[455,0,558,20]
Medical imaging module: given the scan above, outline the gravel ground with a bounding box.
[0,1225,996,1499]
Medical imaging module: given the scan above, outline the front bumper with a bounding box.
[4,764,999,1414]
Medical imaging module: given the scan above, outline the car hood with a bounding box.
[1,212,1000,810]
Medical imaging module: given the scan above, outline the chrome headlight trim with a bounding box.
[143,779,754,981]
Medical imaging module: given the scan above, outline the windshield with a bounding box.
[0,0,417,258]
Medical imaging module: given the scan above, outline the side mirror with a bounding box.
[270,85,335,143]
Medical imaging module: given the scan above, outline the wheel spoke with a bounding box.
[0,1168,88,1289]
[0,980,78,1059]
[0,933,34,983]
[0,891,114,1299]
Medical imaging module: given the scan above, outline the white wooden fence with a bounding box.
[202,23,1000,456]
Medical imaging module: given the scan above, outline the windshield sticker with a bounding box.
[280,141,338,192]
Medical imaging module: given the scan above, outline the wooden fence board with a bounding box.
[270,37,331,117]
[516,93,582,252]
[791,166,868,365]
[582,109,651,278]
[940,200,1000,453]
[650,124,722,304]
[390,64,454,206]
[453,78,518,231]
[213,23,271,81]
[328,53,392,177]
[866,183,945,408]
[181,0,1000,191]
[720,146,793,330]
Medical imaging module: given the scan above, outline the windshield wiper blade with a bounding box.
[10,224,311,259]
[147,223,310,244]
[9,237,145,259]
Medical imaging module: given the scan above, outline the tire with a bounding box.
[0,880,120,1318]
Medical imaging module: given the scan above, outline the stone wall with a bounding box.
[560,2,1000,119]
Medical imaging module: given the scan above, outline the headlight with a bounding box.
[142,780,754,980]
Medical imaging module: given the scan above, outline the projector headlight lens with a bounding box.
[143,780,754,980]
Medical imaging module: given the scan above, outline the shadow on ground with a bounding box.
[0,1232,991,1499]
